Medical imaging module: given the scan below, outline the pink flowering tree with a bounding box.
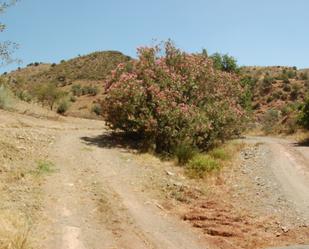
[102,41,245,153]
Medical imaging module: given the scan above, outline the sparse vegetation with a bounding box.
[57,98,70,115]
[32,83,65,110]
[0,84,13,109]
[91,104,102,116]
[299,97,309,129]
[0,211,31,249]
[174,142,197,165]
[186,154,220,178]
[35,160,56,175]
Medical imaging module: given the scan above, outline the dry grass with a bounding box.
[0,211,31,249]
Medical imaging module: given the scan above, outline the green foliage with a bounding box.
[299,72,308,80]
[299,97,309,129]
[210,53,238,73]
[290,84,300,100]
[103,41,245,154]
[91,104,102,116]
[174,142,197,165]
[186,154,220,178]
[260,75,274,93]
[286,70,296,79]
[16,90,32,102]
[262,109,280,134]
[57,99,70,115]
[239,76,257,112]
[35,160,56,175]
[71,84,99,96]
[32,83,64,110]
[208,147,231,161]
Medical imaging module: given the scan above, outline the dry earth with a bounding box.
[0,108,308,249]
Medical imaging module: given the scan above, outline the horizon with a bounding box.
[1,0,309,73]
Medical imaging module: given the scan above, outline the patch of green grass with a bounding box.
[186,154,220,178]
[34,160,56,175]
[208,147,231,161]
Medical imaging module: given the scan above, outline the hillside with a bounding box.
[240,66,309,133]
[3,52,309,132]
[243,66,308,114]
[3,51,131,118]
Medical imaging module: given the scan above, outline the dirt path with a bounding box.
[33,127,207,249]
[1,109,309,249]
[244,136,309,223]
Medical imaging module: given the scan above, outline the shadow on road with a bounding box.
[80,132,143,151]
[293,137,309,147]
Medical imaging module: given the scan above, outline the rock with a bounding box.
[281,226,289,233]
[165,170,175,176]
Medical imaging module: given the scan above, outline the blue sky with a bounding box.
[1,0,309,73]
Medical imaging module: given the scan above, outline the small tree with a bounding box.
[33,83,64,110]
[210,53,238,73]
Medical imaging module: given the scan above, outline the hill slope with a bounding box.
[3,51,131,118]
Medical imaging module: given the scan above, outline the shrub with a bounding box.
[260,76,274,93]
[299,72,308,80]
[287,70,296,79]
[290,84,300,100]
[299,97,309,129]
[186,154,220,178]
[16,90,32,102]
[57,99,70,115]
[283,84,291,92]
[262,109,280,134]
[91,104,102,116]
[102,41,245,153]
[71,85,99,96]
[209,147,231,161]
[174,142,197,165]
[70,95,77,102]
[0,85,13,109]
[210,53,238,73]
[33,83,64,110]
[71,84,82,96]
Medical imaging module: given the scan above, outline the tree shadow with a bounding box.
[293,137,309,147]
[80,131,144,151]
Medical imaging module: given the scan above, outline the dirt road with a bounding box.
[29,124,207,248]
[1,109,309,249]
[244,136,309,223]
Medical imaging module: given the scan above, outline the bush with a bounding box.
[299,97,309,129]
[300,72,308,80]
[57,99,70,115]
[209,147,231,161]
[16,90,32,102]
[102,41,245,153]
[186,154,220,178]
[174,142,197,165]
[33,83,64,110]
[91,104,102,116]
[262,109,280,134]
[0,85,13,109]
[210,53,238,73]
[71,85,99,96]
[260,76,274,93]
[283,84,291,92]
[290,84,300,100]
